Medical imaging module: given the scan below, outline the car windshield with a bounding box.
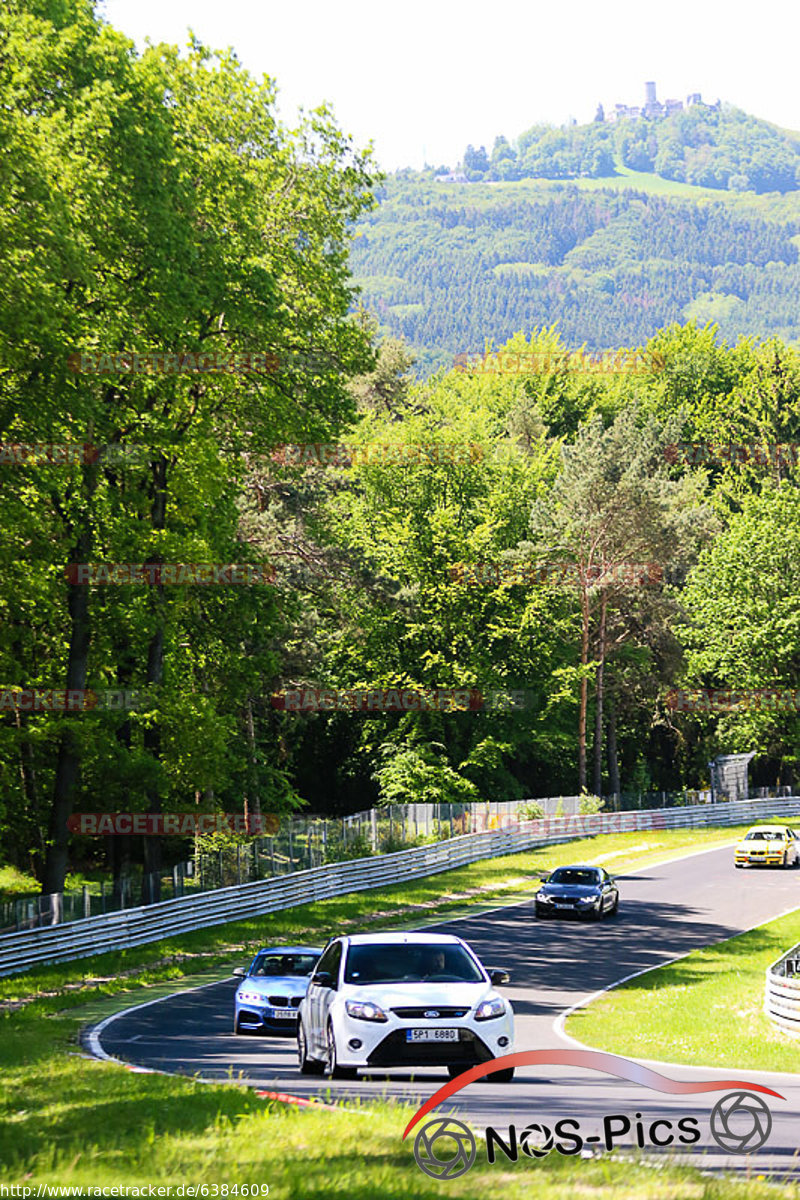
[549,868,600,886]
[343,943,485,984]
[744,831,783,841]
[250,953,319,978]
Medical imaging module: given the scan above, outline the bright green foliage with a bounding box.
[0,0,377,882]
[680,486,800,760]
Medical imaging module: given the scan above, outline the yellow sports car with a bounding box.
[734,824,799,869]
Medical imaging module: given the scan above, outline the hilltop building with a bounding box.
[603,82,715,123]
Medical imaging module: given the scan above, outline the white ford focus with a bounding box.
[297,931,515,1081]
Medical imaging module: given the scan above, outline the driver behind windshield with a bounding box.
[421,949,446,979]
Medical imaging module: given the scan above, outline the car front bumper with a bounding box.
[735,853,785,865]
[235,1005,300,1035]
[536,896,602,916]
[331,1009,515,1068]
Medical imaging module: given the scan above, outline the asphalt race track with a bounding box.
[92,844,800,1181]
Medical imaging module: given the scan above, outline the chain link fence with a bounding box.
[3,786,794,933]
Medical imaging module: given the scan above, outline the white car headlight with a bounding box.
[475,998,506,1021]
[577,896,597,905]
[345,999,388,1023]
[537,892,553,902]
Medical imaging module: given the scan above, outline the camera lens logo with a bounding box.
[413,1117,476,1179]
[519,1122,554,1158]
[710,1091,772,1153]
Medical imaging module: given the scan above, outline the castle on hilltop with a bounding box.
[599,82,718,123]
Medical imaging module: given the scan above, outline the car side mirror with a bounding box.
[312,970,335,989]
[232,967,246,977]
[488,968,511,986]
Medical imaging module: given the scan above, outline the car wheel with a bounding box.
[734,863,743,868]
[535,906,548,918]
[783,852,789,869]
[487,1065,515,1083]
[607,894,619,917]
[298,1022,325,1076]
[233,1014,241,1035]
[326,1022,357,1080]
[447,1064,467,1079]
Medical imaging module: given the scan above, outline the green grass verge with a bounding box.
[0,863,39,899]
[0,864,107,901]
[2,825,781,1198]
[2,1035,792,1199]
[566,904,800,1074]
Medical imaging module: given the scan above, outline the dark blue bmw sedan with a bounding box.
[534,865,619,920]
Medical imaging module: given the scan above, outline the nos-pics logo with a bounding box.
[403,1050,782,1180]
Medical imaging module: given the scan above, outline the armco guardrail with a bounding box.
[765,941,800,1037]
[3,796,800,978]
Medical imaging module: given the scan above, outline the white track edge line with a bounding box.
[85,975,231,1063]
[553,897,800,1084]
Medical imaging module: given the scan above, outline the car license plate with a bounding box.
[554,902,572,908]
[265,1007,296,1020]
[406,1028,459,1043]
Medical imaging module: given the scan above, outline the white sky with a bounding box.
[100,0,800,171]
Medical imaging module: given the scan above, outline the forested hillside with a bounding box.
[457,104,800,192]
[352,177,800,374]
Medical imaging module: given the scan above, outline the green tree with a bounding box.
[0,0,376,892]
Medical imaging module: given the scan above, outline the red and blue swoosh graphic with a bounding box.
[402,1049,784,1139]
